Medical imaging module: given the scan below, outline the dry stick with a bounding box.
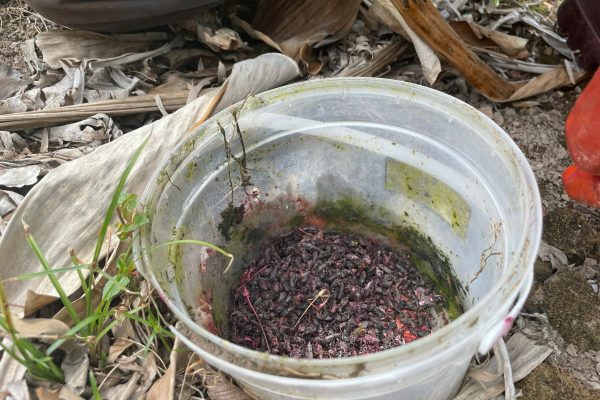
[292,289,330,332]
[390,0,520,101]
[0,90,190,131]
[241,286,270,353]
[187,81,228,133]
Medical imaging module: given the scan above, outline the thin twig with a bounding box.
[293,289,330,332]
[242,286,270,352]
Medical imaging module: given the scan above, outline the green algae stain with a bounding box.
[385,159,470,239]
[186,161,198,181]
[168,226,188,285]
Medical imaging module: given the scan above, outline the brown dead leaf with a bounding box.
[389,0,582,102]
[299,44,323,75]
[107,339,134,364]
[146,335,191,400]
[337,38,409,78]
[453,333,553,400]
[146,363,175,400]
[23,290,58,317]
[102,372,140,400]
[198,26,244,52]
[450,21,529,58]
[54,288,102,326]
[61,344,89,395]
[369,0,441,84]
[250,0,363,60]
[36,31,168,70]
[392,0,519,100]
[505,67,588,102]
[58,386,84,400]
[12,317,69,342]
[161,48,215,70]
[35,387,60,400]
[206,373,252,400]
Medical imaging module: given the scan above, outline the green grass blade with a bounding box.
[89,371,101,400]
[23,227,81,325]
[143,239,234,273]
[88,139,148,321]
[71,252,89,293]
[12,264,90,281]
[94,319,118,346]
[92,139,149,266]
[46,311,113,355]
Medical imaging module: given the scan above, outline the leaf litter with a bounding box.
[0,0,596,398]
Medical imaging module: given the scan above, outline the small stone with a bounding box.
[588,381,600,390]
[566,343,578,356]
[504,108,517,118]
[479,105,494,119]
[493,112,504,126]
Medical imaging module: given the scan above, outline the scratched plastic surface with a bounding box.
[134,78,542,400]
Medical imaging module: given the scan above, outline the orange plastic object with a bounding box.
[562,164,600,208]
[566,69,600,175]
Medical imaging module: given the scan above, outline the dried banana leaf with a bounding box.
[249,0,362,60]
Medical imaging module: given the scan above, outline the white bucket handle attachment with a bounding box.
[477,270,534,354]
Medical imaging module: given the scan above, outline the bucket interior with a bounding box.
[138,79,539,370]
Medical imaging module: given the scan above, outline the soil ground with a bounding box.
[1,0,599,398]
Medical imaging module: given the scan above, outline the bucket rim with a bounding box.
[134,77,543,369]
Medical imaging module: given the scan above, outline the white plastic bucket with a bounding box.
[135,78,542,400]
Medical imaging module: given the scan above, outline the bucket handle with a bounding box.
[477,270,533,354]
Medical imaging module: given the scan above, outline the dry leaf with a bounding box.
[36,31,167,70]
[54,288,103,326]
[391,0,519,100]
[369,0,441,84]
[198,26,244,52]
[0,190,23,219]
[136,352,159,396]
[61,344,89,395]
[102,372,140,400]
[206,373,252,400]
[3,379,29,400]
[0,64,30,101]
[247,0,362,60]
[161,48,215,70]
[0,350,26,393]
[336,38,409,77]
[450,21,529,58]
[0,53,300,318]
[147,334,190,400]
[35,387,60,400]
[388,0,581,102]
[58,386,83,400]
[453,333,552,400]
[107,339,134,364]
[146,360,176,400]
[12,317,69,340]
[146,366,174,400]
[23,290,58,317]
[0,165,40,188]
[229,14,283,53]
[505,66,588,102]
